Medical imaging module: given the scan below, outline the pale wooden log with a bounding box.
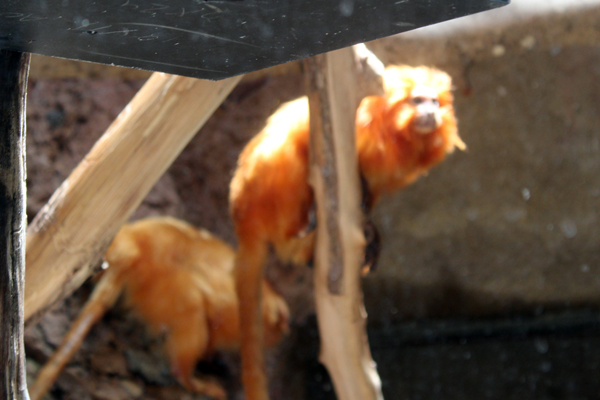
[304,47,383,400]
[0,49,31,400]
[24,72,242,324]
[352,43,386,100]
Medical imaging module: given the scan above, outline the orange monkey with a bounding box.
[29,217,289,400]
[230,65,465,400]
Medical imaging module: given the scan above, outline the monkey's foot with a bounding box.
[176,372,227,400]
[188,377,227,400]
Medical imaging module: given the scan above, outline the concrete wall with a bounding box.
[361,0,600,324]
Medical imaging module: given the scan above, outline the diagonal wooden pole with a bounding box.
[304,46,384,400]
[24,72,242,325]
[0,49,31,400]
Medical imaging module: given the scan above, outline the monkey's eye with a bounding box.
[410,86,440,107]
[411,96,425,105]
[411,97,440,107]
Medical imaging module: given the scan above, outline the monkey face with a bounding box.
[409,85,443,134]
[383,65,453,137]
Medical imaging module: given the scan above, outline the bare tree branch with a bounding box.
[24,73,242,325]
[304,46,384,400]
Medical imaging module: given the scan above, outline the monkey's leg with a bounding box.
[275,231,316,267]
[293,219,379,274]
[29,267,124,400]
[235,238,270,400]
[166,317,226,400]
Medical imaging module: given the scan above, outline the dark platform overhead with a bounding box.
[0,0,508,80]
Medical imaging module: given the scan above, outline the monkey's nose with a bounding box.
[413,112,441,134]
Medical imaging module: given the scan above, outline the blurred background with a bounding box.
[23,0,600,399]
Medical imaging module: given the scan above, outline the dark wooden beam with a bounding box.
[0,49,31,400]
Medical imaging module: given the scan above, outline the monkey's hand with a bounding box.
[361,220,381,275]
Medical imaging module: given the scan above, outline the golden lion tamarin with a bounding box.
[229,65,465,400]
[29,217,289,400]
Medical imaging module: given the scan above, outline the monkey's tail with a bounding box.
[29,265,126,400]
[235,237,270,400]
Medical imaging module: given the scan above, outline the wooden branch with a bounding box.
[24,72,242,325]
[0,49,31,400]
[304,48,383,400]
[352,43,385,100]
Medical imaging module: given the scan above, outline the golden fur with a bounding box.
[229,65,464,400]
[30,217,289,400]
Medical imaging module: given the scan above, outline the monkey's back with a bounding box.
[105,217,242,350]
[229,98,313,255]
